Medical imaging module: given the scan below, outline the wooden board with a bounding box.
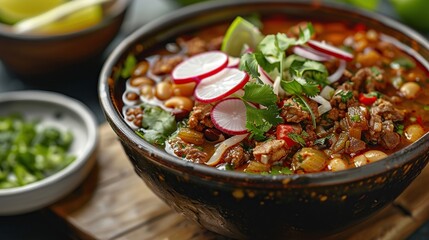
[50,123,429,240]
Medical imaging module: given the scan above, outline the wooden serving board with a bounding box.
[50,123,429,240]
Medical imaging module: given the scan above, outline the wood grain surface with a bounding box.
[50,124,429,240]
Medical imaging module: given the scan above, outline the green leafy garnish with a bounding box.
[268,165,293,175]
[288,133,306,146]
[121,54,137,79]
[244,103,282,141]
[336,90,353,103]
[0,114,75,189]
[136,104,177,146]
[242,82,278,106]
[391,57,415,70]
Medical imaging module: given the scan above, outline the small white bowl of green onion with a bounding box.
[0,90,98,215]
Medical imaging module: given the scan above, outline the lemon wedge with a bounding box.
[221,16,264,57]
[0,0,65,24]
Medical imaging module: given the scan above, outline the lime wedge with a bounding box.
[36,5,103,34]
[0,0,65,24]
[221,16,264,57]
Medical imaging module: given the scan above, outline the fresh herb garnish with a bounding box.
[240,23,326,129]
[288,132,306,146]
[336,90,353,103]
[391,57,415,70]
[268,165,293,175]
[136,104,177,146]
[395,123,404,135]
[121,54,137,79]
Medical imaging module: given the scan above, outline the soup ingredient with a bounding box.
[404,124,425,143]
[206,133,249,166]
[293,46,333,62]
[327,60,347,83]
[172,51,228,84]
[221,16,264,57]
[307,40,354,61]
[0,114,75,189]
[0,0,64,24]
[211,98,248,135]
[194,67,249,103]
[135,104,177,146]
[390,0,429,31]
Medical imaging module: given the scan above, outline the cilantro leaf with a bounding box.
[296,22,315,45]
[268,165,293,175]
[280,79,302,95]
[288,133,306,146]
[239,53,260,79]
[136,104,177,146]
[242,82,278,106]
[245,103,283,141]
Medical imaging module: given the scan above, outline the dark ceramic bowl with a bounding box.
[99,0,429,239]
[0,0,130,81]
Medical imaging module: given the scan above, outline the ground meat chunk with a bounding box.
[168,137,208,163]
[253,139,287,164]
[367,99,404,149]
[371,99,405,121]
[223,145,246,167]
[152,55,184,75]
[280,97,318,123]
[188,103,214,132]
[351,67,386,92]
[380,121,401,149]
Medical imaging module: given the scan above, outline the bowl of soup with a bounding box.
[99,0,429,238]
[0,0,130,81]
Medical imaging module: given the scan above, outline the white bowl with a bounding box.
[0,90,98,215]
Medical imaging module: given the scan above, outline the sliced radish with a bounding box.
[227,56,240,68]
[292,46,333,62]
[211,98,248,135]
[206,133,249,166]
[172,51,228,84]
[307,40,353,62]
[258,65,273,86]
[194,68,249,103]
[328,60,347,83]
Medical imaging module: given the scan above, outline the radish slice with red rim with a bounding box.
[172,51,228,84]
[227,56,240,68]
[328,60,347,83]
[206,133,249,166]
[292,46,333,62]
[257,65,274,86]
[307,40,353,62]
[194,68,249,103]
[211,98,248,135]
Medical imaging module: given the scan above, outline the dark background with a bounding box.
[0,0,429,239]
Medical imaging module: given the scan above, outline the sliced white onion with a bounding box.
[272,76,286,97]
[206,134,249,166]
[328,60,347,83]
[311,95,332,115]
[293,46,333,62]
[320,85,335,100]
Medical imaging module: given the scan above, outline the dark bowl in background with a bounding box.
[99,0,429,239]
[0,0,130,81]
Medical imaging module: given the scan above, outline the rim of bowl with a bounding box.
[0,90,99,195]
[0,0,130,41]
[99,0,429,187]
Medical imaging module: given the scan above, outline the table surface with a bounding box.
[1,0,429,239]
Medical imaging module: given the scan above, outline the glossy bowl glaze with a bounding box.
[0,0,130,81]
[99,1,429,238]
[0,90,98,215]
